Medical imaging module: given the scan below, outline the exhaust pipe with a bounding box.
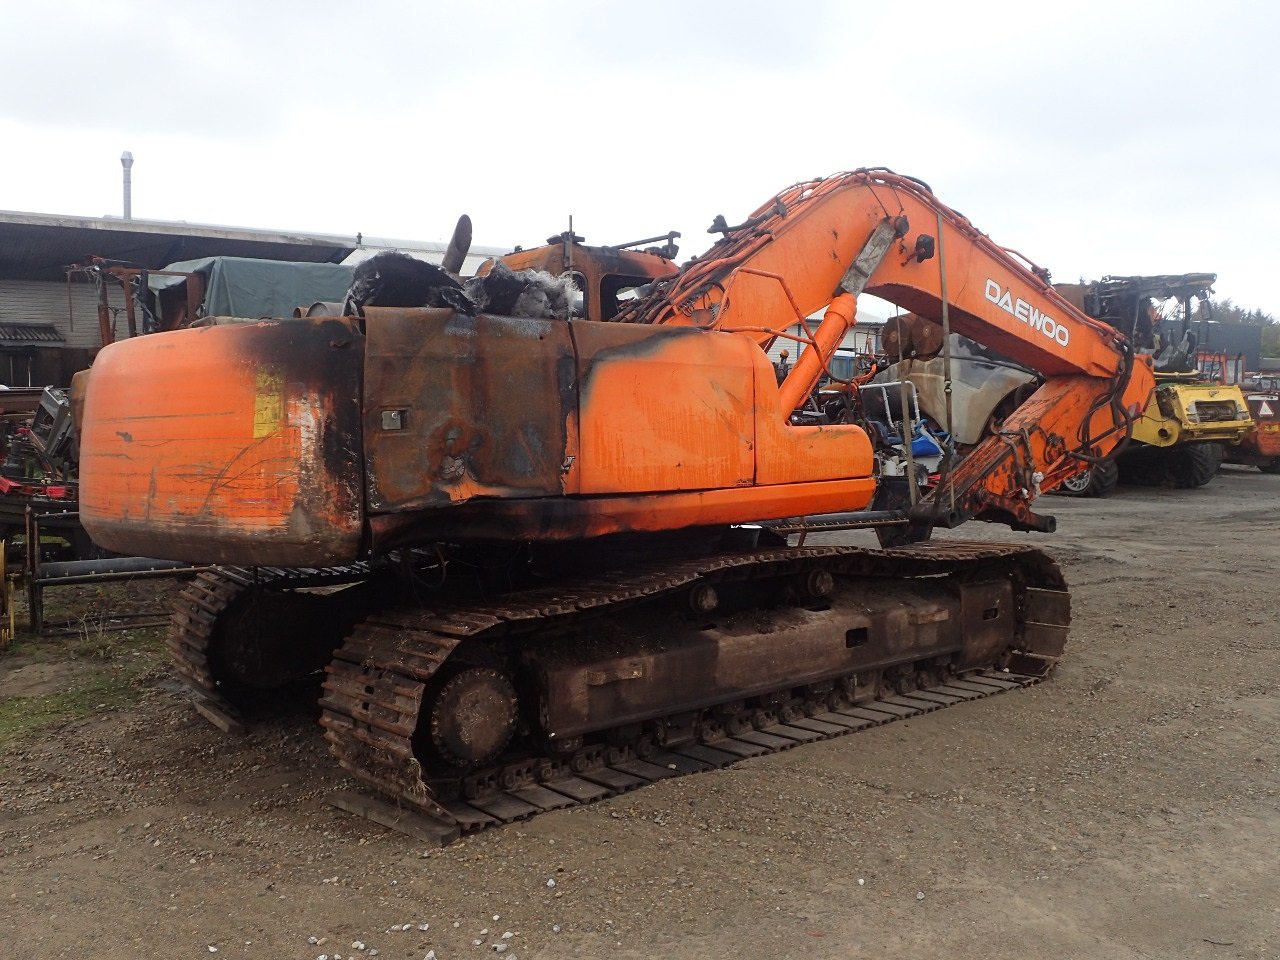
[120,151,134,219]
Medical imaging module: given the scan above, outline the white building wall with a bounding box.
[0,279,102,350]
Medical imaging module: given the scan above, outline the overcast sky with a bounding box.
[1,0,1276,315]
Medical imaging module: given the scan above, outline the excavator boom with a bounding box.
[622,169,1152,531]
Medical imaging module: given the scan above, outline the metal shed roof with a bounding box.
[0,323,63,345]
[0,210,360,282]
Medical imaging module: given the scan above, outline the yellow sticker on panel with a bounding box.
[254,369,284,438]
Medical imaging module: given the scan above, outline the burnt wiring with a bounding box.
[862,179,902,227]
[404,545,450,594]
[853,166,935,195]
[402,542,531,601]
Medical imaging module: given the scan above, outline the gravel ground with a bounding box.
[1,466,1277,959]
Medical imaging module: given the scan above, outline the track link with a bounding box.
[168,568,252,710]
[168,564,373,716]
[319,541,1068,841]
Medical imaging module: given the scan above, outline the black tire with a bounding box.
[1116,447,1162,486]
[1261,458,1280,475]
[1166,442,1222,489]
[1058,459,1119,498]
[1083,459,1118,497]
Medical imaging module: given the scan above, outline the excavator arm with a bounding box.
[621,169,1154,533]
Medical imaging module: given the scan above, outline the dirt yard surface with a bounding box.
[2,467,1277,960]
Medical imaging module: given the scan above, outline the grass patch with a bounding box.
[0,577,177,745]
[0,659,154,742]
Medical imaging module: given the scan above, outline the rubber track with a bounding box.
[319,541,1066,839]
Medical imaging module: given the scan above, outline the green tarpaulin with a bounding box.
[149,256,354,321]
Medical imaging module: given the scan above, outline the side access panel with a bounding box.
[363,314,876,546]
[571,322,755,494]
[362,308,579,510]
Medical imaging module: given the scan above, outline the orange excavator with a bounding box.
[75,169,1152,840]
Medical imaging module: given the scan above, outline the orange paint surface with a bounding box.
[79,320,363,564]
[573,320,875,496]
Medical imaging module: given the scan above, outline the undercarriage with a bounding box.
[168,540,1069,842]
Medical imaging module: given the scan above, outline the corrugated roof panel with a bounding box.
[0,280,101,349]
[0,322,64,345]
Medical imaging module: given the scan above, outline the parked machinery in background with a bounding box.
[1223,373,1280,473]
[892,277,1258,496]
[1056,274,1252,490]
[0,386,82,555]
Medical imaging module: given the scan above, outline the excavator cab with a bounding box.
[483,231,680,322]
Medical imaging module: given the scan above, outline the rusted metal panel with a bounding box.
[0,386,45,416]
[955,579,1016,668]
[534,579,990,739]
[78,317,364,565]
[362,307,577,512]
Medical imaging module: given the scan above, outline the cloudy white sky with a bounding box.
[1,0,1275,315]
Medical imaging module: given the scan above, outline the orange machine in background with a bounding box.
[1226,376,1280,472]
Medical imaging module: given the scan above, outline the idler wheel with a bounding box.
[428,668,519,766]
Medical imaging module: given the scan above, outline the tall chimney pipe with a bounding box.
[120,150,134,219]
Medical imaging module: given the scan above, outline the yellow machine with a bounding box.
[1058,274,1251,491]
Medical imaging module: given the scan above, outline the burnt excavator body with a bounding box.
[80,309,875,563]
[76,170,1151,841]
